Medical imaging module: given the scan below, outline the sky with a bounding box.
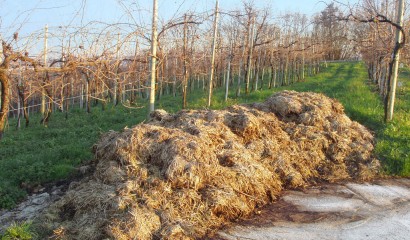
[0,0,358,35]
[0,0,359,54]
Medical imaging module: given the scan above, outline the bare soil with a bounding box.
[218,178,410,240]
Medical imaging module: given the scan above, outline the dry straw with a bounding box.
[45,91,380,239]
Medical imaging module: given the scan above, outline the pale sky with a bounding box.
[0,0,359,54]
[0,0,358,36]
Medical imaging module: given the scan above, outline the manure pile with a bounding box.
[46,91,380,239]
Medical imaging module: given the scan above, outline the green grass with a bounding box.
[374,68,410,175]
[0,61,409,209]
[0,105,148,209]
[1,222,36,240]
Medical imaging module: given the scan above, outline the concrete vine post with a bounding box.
[41,25,48,116]
[183,14,189,109]
[207,0,219,107]
[225,36,234,102]
[245,16,255,94]
[149,0,158,114]
[114,32,120,106]
[236,37,246,97]
[386,0,405,122]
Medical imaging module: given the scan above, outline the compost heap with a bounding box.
[46,91,380,239]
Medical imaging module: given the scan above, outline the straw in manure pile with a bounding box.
[44,91,380,239]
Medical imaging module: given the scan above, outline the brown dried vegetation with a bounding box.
[45,91,380,239]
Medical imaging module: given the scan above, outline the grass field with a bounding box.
[0,61,409,209]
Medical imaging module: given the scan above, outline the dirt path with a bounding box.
[0,184,67,233]
[218,178,410,240]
